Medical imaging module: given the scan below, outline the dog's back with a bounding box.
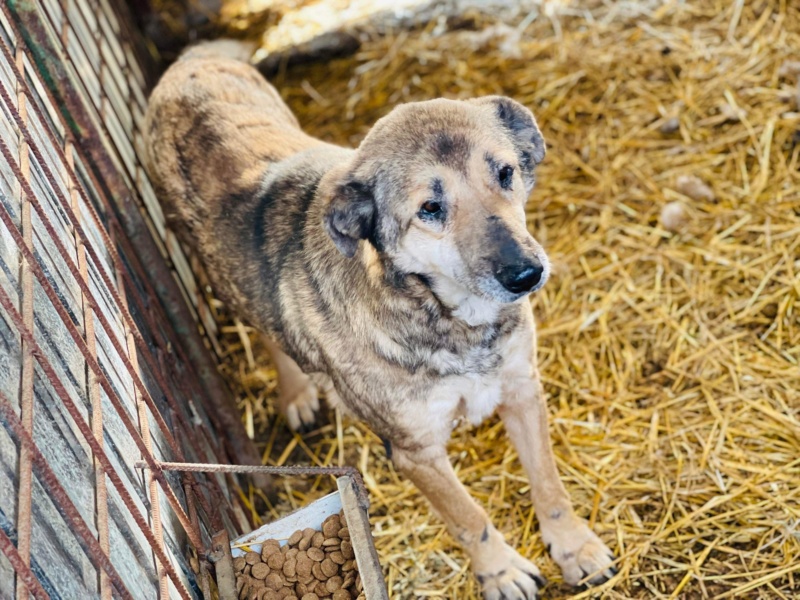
[144,40,323,245]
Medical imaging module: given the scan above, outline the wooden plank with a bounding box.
[337,477,388,600]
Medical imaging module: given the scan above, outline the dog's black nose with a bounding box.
[496,261,543,294]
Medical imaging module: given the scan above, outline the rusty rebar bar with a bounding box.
[0,289,194,600]
[66,135,112,600]
[136,462,372,513]
[110,222,171,600]
[0,393,134,599]
[12,42,35,600]
[0,527,50,600]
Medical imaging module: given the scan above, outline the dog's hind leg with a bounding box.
[262,336,320,431]
[498,375,617,587]
[392,444,546,599]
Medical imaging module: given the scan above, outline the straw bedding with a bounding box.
[188,1,800,597]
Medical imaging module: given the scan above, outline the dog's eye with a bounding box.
[419,200,443,219]
[498,165,514,190]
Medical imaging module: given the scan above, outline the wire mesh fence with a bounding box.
[0,1,264,597]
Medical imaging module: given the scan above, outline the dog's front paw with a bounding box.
[278,377,320,432]
[474,542,546,600]
[544,520,617,586]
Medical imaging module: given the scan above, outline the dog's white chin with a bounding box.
[452,294,503,326]
[430,261,549,326]
[427,276,498,326]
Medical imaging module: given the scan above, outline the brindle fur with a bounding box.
[145,40,617,599]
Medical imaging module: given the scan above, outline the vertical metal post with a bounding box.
[112,227,170,599]
[14,41,35,600]
[67,140,112,600]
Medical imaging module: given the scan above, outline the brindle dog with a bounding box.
[145,40,617,599]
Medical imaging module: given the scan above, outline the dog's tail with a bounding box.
[179,38,257,63]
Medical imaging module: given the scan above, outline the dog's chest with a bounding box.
[421,314,516,376]
[432,322,534,427]
[427,343,500,376]
[451,373,505,426]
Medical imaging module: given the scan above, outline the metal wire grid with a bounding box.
[0,1,262,598]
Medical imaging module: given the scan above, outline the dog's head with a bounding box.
[323,96,549,317]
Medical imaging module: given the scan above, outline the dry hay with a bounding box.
[201,1,800,598]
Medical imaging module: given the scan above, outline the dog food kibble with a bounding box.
[320,558,338,578]
[232,510,365,599]
[268,551,285,570]
[325,576,343,593]
[297,556,313,578]
[307,547,325,561]
[262,540,281,556]
[266,572,284,590]
[341,541,354,560]
[252,563,271,579]
[284,556,297,578]
[322,515,340,537]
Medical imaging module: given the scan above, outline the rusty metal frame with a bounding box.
[0,387,136,600]
[1,0,262,483]
[135,462,372,511]
[0,283,194,599]
[0,0,270,598]
[0,113,207,548]
[10,39,36,600]
[4,0,262,476]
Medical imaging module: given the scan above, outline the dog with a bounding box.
[144,40,617,599]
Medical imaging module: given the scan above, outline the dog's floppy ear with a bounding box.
[324,180,376,258]
[472,96,546,192]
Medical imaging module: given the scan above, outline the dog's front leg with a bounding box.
[393,445,546,599]
[498,376,617,586]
